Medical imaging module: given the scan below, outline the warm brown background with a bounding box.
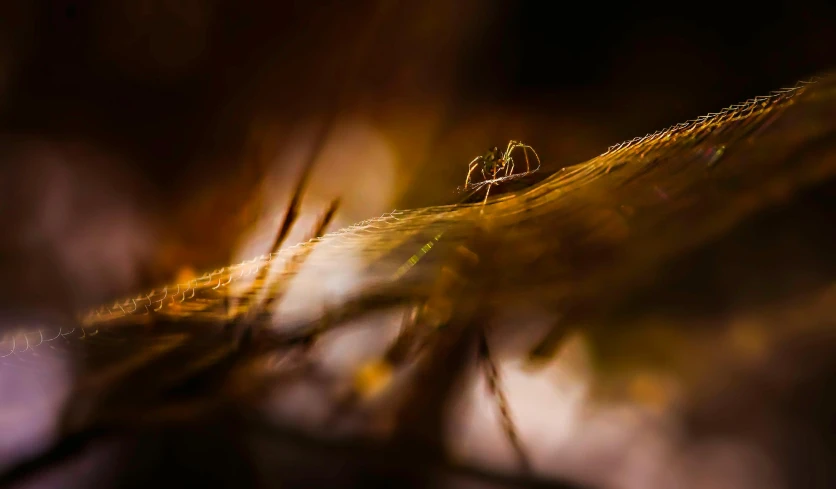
[1,0,834,312]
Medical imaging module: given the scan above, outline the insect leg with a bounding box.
[465,157,481,187]
[504,140,518,160]
[522,143,541,173]
[481,165,501,206]
[482,182,493,207]
[522,145,533,173]
[508,141,540,175]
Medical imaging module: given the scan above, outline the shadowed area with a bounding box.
[2,74,835,488]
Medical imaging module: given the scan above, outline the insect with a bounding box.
[343,144,543,468]
[464,140,541,203]
[395,141,542,278]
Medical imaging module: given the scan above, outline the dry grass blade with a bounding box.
[478,330,531,473]
[4,74,836,489]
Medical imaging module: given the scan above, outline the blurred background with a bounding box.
[0,2,835,488]
[1,0,834,313]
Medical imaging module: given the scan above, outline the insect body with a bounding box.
[464,140,541,204]
[464,140,540,189]
[392,141,543,279]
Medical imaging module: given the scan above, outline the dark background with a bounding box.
[3,1,833,181]
[0,4,834,488]
[0,0,834,310]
